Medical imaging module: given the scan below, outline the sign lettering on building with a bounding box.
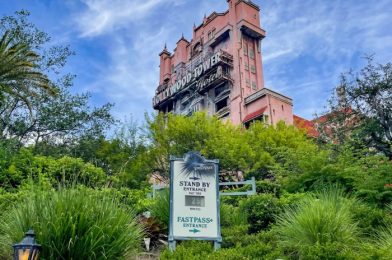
[153,52,223,106]
[168,152,222,250]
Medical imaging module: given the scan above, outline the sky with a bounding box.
[0,0,391,122]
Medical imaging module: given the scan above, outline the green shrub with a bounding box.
[0,187,143,259]
[94,187,153,214]
[239,194,282,233]
[149,188,170,229]
[220,203,247,227]
[160,241,213,260]
[276,187,359,259]
[221,225,248,248]
[1,150,107,190]
[220,194,242,207]
[351,202,392,236]
[160,231,283,260]
[0,191,22,214]
[256,180,281,196]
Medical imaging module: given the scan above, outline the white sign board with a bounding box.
[169,153,221,250]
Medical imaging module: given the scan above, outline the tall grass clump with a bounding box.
[376,225,392,258]
[0,187,143,259]
[374,203,392,259]
[276,187,360,259]
[149,188,170,229]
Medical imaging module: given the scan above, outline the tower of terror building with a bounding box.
[153,0,294,127]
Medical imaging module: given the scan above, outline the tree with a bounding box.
[72,119,150,189]
[0,10,114,145]
[145,112,252,181]
[319,57,392,159]
[145,112,320,183]
[0,31,55,109]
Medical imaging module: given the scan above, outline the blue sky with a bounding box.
[0,0,391,122]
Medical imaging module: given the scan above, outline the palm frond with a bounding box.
[0,30,56,110]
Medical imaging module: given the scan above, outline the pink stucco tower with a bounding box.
[153,0,293,126]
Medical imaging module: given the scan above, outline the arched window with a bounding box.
[193,42,202,56]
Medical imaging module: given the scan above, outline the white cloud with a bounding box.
[259,0,392,118]
[68,0,391,121]
[76,0,184,37]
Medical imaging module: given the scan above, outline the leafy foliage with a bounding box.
[220,203,247,227]
[160,231,283,260]
[276,188,360,259]
[0,187,143,259]
[319,57,392,159]
[0,148,107,190]
[0,30,54,109]
[0,10,114,145]
[149,188,170,229]
[146,112,319,182]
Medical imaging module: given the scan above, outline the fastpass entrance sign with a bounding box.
[168,152,221,250]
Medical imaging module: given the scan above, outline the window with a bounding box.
[216,97,228,112]
[249,48,255,59]
[167,101,173,112]
[251,81,257,90]
[193,42,202,56]
[244,115,265,129]
[243,44,248,56]
[208,31,212,40]
[171,65,174,73]
[282,105,284,111]
[215,84,229,97]
[244,62,249,71]
[251,65,256,74]
[246,79,250,88]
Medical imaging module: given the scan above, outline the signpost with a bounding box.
[168,152,221,251]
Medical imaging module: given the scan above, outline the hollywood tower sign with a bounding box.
[169,152,221,250]
[153,0,294,127]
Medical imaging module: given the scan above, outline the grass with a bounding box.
[0,186,143,259]
[275,187,359,258]
[148,188,170,229]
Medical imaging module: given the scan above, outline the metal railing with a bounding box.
[219,177,256,196]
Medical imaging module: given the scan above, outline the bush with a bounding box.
[239,194,281,233]
[221,225,248,248]
[0,149,107,190]
[0,191,23,214]
[255,180,281,197]
[95,187,153,214]
[0,187,143,259]
[351,202,392,236]
[220,203,247,227]
[276,187,359,259]
[160,230,283,260]
[236,192,306,234]
[160,241,213,260]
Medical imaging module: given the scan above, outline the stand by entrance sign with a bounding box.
[169,152,221,251]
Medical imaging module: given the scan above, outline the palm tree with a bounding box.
[0,30,55,110]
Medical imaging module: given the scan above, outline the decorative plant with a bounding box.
[0,187,143,259]
[276,187,360,259]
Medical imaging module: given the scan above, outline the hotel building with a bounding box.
[152,0,294,127]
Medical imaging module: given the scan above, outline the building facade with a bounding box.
[152,0,293,127]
